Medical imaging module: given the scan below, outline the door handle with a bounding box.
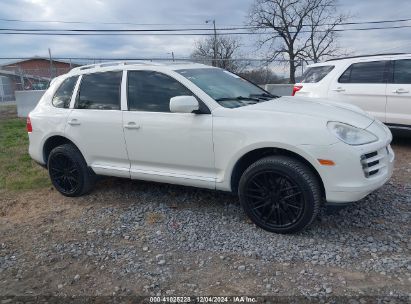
[68,119,81,126]
[393,88,409,94]
[332,87,345,92]
[124,122,140,130]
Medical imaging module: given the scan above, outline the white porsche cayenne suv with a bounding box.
[27,61,394,233]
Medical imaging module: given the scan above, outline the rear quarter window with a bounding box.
[300,65,334,83]
[52,76,78,108]
[393,59,411,84]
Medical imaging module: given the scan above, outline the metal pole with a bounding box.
[172,51,175,62]
[213,20,217,67]
[48,48,53,79]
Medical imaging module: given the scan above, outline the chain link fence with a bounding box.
[0,58,307,103]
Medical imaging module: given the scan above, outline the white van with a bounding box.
[293,53,411,131]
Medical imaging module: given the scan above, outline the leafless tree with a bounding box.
[191,35,246,72]
[248,0,348,83]
[302,0,349,63]
[238,67,280,84]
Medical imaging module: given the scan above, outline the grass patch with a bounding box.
[0,116,50,192]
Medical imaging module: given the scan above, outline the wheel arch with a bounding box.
[43,135,81,166]
[229,146,325,197]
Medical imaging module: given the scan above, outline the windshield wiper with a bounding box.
[250,93,277,99]
[215,96,261,102]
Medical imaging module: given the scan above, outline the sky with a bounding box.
[0,0,410,68]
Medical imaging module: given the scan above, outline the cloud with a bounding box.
[0,0,410,65]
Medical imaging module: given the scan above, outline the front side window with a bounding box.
[76,71,122,110]
[127,71,193,112]
[52,76,78,108]
[339,61,387,84]
[393,59,411,84]
[176,68,272,108]
[300,65,334,83]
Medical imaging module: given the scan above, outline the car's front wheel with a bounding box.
[238,156,322,234]
[47,144,94,197]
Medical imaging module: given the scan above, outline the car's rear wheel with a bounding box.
[238,156,321,234]
[47,144,94,197]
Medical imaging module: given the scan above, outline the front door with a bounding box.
[122,70,215,189]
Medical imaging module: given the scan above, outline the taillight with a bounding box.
[292,85,303,96]
[26,116,32,133]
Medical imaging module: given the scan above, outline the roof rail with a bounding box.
[69,60,163,73]
[326,53,408,62]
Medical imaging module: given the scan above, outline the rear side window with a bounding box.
[393,59,411,84]
[127,71,193,112]
[52,76,78,108]
[339,61,387,83]
[300,65,334,83]
[76,71,122,110]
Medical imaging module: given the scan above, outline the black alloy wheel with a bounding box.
[49,152,80,195]
[48,144,94,197]
[244,171,305,230]
[239,156,321,234]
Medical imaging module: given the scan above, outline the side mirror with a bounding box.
[170,96,199,113]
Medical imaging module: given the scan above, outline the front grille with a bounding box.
[360,148,387,178]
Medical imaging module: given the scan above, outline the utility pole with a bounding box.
[206,19,217,67]
[167,52,175,62]
[48,48,53,79]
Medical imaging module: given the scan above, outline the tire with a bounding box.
[47,143,94,197]
[238,156,322,234]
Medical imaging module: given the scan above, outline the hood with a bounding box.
[238,96,374,129]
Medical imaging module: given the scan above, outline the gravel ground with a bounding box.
[0,137,410,302]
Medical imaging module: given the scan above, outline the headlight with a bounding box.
[327,121,378,145]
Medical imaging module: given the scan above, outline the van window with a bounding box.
[52,76,78,108]
[393,59,411,84]
[76,71,122,110]
[300,66,334,83]
[339,61,387,84]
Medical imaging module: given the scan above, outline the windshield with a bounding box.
[176,68,276,108]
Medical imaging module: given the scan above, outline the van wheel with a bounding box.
[238,156,321,234]
[47,144,94,197]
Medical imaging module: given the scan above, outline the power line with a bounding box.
[0,27,252,32]
[1,17,411,27]
[0,24,411,36]
[322,17,411,26]
[0,18,208,26]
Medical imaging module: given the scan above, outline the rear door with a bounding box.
[386,59,411,126]
[328,60,389,122]
[65,71,130,178]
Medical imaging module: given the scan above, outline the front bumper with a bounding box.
[301,121,395,203]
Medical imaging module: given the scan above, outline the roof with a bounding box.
[67,61,213,75]
[326,53,408,62]
[1,56,79,67]
[306,53,411,68]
